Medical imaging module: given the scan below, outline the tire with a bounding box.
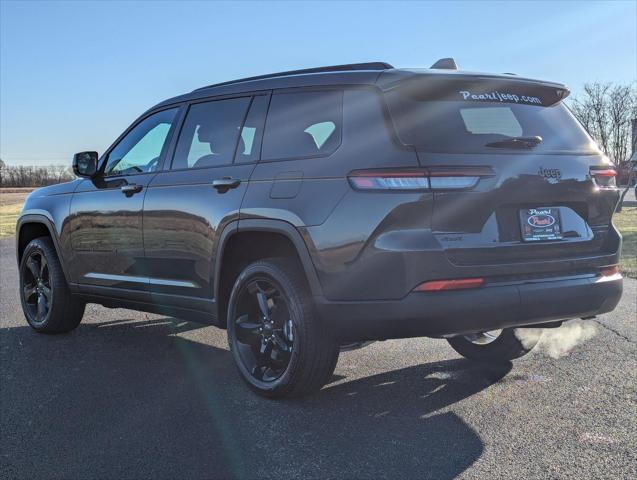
[446,328,540,362]
[227,258,339,398]
[19,237,85,333]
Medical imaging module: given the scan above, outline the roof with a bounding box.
[193,62,394,91]
[152,63,392,110]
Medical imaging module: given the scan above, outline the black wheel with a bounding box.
[446,328,539,362]
[227,258,339,398]
[19,237,85,333]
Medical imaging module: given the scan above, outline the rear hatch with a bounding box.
[382,73,620,273]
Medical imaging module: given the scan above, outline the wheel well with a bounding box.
[17,222,51,262]
[217,231,305,328]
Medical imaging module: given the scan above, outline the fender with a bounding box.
[16,213,73,287]
[213,218,324,302]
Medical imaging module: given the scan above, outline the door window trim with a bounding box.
[234,93,272,165]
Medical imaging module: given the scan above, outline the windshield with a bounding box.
[385,78,599,154]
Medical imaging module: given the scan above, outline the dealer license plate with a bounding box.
[519,207,563,242]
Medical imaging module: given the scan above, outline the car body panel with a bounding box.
[17,180,82,275]
[68,174,156,294]
[143,164,253,302]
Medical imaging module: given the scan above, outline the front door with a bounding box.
[143,95,269,312]
[69,107,180,295]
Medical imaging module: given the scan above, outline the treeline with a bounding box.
[0,161,75,188]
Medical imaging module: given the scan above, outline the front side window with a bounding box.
[104,108,178,176]
[262,90,343,160]
[172,97,250,170]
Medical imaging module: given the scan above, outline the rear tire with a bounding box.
[447,328,539,362]
[19,237,85,333]
[227,258,339,398]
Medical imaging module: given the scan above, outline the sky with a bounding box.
[1,0,635,166]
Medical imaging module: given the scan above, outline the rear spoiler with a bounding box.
[377,70,570,106]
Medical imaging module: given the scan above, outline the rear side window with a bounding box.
[235,95,269,164]
[172,97,250,170]
[262,90,343,160]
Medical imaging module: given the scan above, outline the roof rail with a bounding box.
[193,62,394,92]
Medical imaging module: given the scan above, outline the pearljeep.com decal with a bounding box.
[460,90,542,105]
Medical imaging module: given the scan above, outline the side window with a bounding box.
[104,108,178,176]
[261,90,343,160]
[234,95,269,164]
[172,97,250,170]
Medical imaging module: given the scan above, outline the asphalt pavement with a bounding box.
[1,236,635,479]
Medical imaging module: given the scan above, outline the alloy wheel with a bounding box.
[22,251,52,324]
[233,277,295,382]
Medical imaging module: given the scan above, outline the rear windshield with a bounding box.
[385,78,598,154]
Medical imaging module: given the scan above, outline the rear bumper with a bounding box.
[316,274,623,341]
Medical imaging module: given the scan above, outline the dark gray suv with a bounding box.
[17,60,623,397]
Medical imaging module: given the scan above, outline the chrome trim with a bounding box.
[84,272,198,288]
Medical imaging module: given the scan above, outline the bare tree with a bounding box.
[570,82,637,166]
[54,164,72,183]
[0,164,74,188]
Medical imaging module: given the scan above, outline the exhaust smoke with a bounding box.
[515,320,597,359]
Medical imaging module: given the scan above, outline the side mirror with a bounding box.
[72,151,99,178]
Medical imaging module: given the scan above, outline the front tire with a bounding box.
[447,328,540,362]
[227,258,339,398]
[19,237,85,333]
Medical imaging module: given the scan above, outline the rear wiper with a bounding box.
[485,136,543,149]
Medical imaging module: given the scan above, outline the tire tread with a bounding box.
[228,257,338,398]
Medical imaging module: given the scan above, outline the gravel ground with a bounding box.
[1,236,635,479]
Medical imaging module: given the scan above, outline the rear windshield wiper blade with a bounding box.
[485,136,543,149]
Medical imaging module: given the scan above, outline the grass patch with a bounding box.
[614,207,637,278]
[0,188,31,238]
[0,203,22,238]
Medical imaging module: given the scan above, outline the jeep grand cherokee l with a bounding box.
[17,60,623,397]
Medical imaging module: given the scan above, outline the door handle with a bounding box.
[120,184,143,196]
[212,178,241,191]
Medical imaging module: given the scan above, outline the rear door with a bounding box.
[143,94,269,311]
[69,107,180,295]
[384,77,620,269]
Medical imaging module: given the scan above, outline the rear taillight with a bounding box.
[414,277,485,292]
[590,167,617,189]
[348,170,429,190]
[348,167,494,191]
